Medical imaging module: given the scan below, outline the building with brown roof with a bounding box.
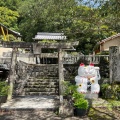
[99,33,120,52]
[0,23,21,41]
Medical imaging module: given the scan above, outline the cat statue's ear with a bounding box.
[78,63,86,77]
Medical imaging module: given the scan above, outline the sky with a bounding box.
[77,0,108,8]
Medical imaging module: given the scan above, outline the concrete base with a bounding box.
[85,91,98,99]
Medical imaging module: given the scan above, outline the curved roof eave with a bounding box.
[100,33,120,44]
[0,23,22,37]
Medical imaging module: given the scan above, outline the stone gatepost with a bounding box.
[109,46,120,83]
[33,43,41,64]
[58,48,64,102]
[7,48,17,100]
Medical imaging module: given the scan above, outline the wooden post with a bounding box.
[58,48,64,103]
[109,46,120,83]
[7,48,17,100]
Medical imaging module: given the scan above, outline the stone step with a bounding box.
[25,88,58,92]
[27,78,59,82]
[26,81,58,86]
[29,77,59,79]
[25,84,58,88]
[1,96,59,111]
[25,92,59,96]
[30,74,59,77]
[29,75,59,79]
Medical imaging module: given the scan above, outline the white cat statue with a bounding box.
[85,63,96,79]
[75,63,88,93]
[90,66,101,94]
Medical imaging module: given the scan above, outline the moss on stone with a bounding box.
[88,99,120,119]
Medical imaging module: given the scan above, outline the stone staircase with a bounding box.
[0,95,61,120]
[24,77,59,96]
[1,75,60,118]
[1,63,61,118]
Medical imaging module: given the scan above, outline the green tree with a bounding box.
[0,7,19,31]
[0,0,20,11]
[18,0,78,41]
[99,0,120,33]
[18,0,118,54]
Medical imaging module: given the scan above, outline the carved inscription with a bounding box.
[109,46,120,82]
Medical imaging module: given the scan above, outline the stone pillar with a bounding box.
[58,48,64,102]
[33,43,41,64]
[109,46,120,83]
[7,48,17,100]
[58,48,67,115]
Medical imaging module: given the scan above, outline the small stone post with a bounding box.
[109,46,120,83]
[7,48,17,100]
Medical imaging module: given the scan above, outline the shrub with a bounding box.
[0,81,9,96]
[61,81,88,110]
[101,83,120,100]
[74,98,88,109]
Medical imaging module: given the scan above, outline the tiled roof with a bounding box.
[33,32,66,40]
[100,33,120,44]
[0,23,21,37]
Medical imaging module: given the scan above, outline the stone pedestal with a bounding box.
[85,91,98,99]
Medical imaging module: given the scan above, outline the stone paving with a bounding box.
[0,96,90,120]
[91,98,109,107]
[1,96,59,110]
[0,97,119,120]
[0,110,89,120]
